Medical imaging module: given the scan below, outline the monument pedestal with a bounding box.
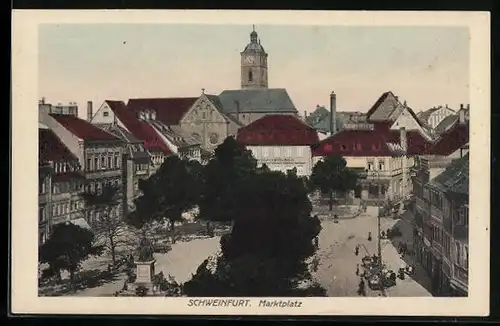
[129,259,156,294]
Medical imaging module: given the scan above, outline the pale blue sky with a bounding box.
[39,24,469,117]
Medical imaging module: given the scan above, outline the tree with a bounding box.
[198,136,257,223]
[308,155,359,211]
[129,156,202,241]
[80,184,128,265]
[184,169,324,297]
[39,223,103,292]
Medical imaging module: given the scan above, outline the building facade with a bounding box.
[39,106,125,227]
[236,115,320,176]
[411,152,469,297]
[418,105,456,130]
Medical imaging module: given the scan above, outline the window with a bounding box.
[86,158,92,171]
[108,156,112,169]
[134,181,139,192]
[39,206,45,222]
[297,147,303,156]
[341,144,347,151]
[103,111,109,117]
[114,155,119,168]
[248,71,253,82]
[464,246,468,269]
[94,157,99,170]
[262,147,268,158]
[202,111,206,119]
[274,147,280,157]
[367,161,374,171]
[456,242,461,264]
[101,156,106,169]
[378,160,385,171]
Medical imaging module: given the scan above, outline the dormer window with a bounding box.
[340,144,347,151]
[151,110,156,120]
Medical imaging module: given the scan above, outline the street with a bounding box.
[312,205,432,297]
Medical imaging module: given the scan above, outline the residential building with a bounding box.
[38,161,52,245]
[39,97,79,117]
[418,105,456,130]
[39,106,125,227]
[410,111,469,296]
[413,154,469,296]
[236,114,320,176]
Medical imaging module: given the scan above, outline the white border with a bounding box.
[11,10,490,316]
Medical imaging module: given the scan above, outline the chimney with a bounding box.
[400,127,407,153]
[87,101,93,122]
[460,103,464,110]
[304,111,308,120]
[445,104,449,109]
[235,100,240,123]
[459,107,466,124]
[467,104,470,110]
[330,91,337,136]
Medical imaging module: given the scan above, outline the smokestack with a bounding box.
[400,127,407,153]
[87,101,93,122]
[330,91,337,136]
[459,107,466,124]
[235,100,240,123]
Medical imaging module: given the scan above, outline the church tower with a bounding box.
[240,25,268,89]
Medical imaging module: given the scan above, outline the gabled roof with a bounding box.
[428,153,469,195]
[218,88,297,114]
[429,120,469,156]
[237,114,319,146]
[312,113,344,133]
[50,114,119,141]
[366,91,402,121]
[418,107,440,124]
[39,128,78,163]
[104,100,172,155]
[434,114,459,134]
[127,97,198,125]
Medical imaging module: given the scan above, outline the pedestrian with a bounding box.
[368,232,372,241]
[354,245,359,256]
[356,264,360,276]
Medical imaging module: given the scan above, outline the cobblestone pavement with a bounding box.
[312,206,432,297]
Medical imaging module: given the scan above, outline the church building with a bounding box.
[218,26,299,126]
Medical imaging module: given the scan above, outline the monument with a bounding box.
[131,238,156,293]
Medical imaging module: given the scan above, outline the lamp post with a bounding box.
[366,169,383,266]
[365,169,386,295]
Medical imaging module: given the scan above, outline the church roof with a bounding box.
[218,88,298,114]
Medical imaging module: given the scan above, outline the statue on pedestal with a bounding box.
[138,237,154,262]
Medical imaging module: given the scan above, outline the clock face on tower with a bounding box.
[244,55,255,64]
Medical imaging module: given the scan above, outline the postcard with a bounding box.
[11,10,490,316]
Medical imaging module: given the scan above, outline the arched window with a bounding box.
[248,71,253,82]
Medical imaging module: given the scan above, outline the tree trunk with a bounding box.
[328,189,333,211]
[69,269,76,293]
[170,219,176,244]
[109,234,116,265]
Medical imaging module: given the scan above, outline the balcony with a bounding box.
[85,169,122,179]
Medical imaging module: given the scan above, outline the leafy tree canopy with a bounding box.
[39,223,103,289]
[128,156,202,230]
[198,137,258,222]
[309,155,360,194]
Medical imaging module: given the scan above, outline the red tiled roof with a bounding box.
[50,114,119,141]
[429,121,469,156]
[105,100,172,155]
[53,171,86,183]
[237,115,320,146]
[312,130,393,157]
[127,97,198,126]
[39,128,78,163]
[312,125,434,157]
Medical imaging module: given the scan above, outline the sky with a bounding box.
[39,24,470,118]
